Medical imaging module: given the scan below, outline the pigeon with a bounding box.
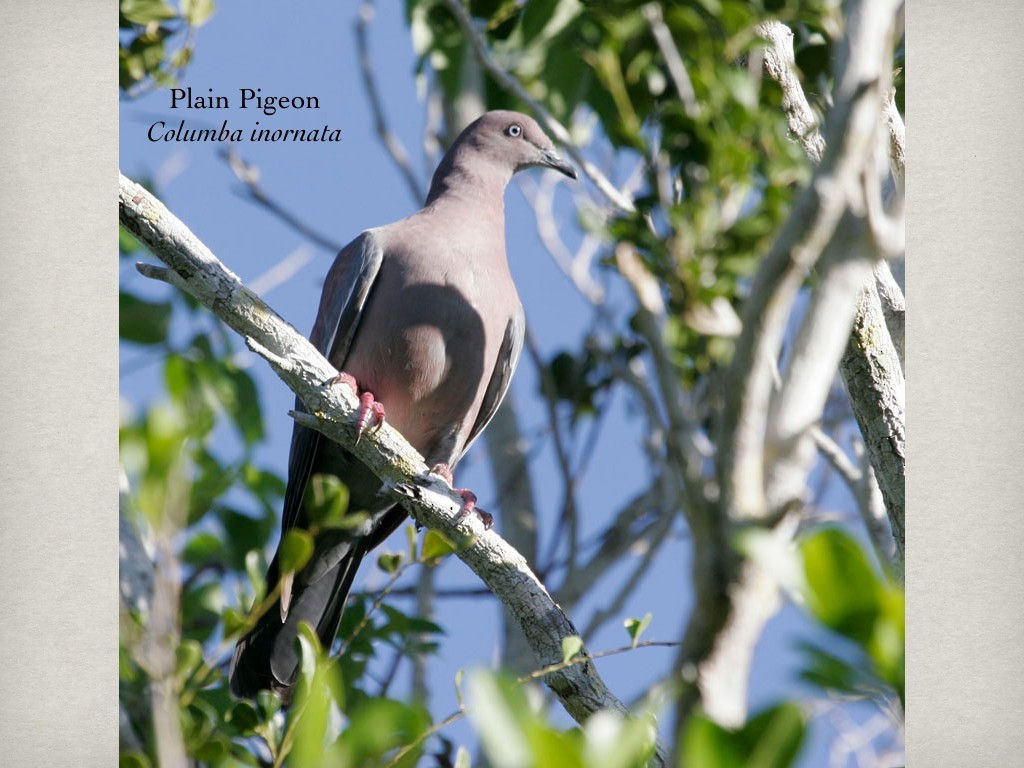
[230,110,576,702]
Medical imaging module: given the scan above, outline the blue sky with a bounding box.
[119,2,890,763]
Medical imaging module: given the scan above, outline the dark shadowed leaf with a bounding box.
[120,291,172,345]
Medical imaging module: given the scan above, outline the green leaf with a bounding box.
[175,639,204,680]
[421,529,457,564]
[182,0,215,26]
[121,0,178,24]
[181,531,221,565]
[561,635,584,664]
[245,549,266,602]
[466,671,533,768]
[226,701,260,733]
[624,613,652,647]
[119,226,140,255]
[801,529,881,645]
[120,291,172,345]
[303,473,351,527]
[296,621,323,686]
[119,753,152,768]
[454,746,472,768]
[257,689,282,720]
[291,623,342,768]
[337,698,431,767]
[683,702,806,768]
[222,606,247,638]
[377,552,403,575]
[279,529,314,573]
[223,365,264,445]
[583,710,657,768]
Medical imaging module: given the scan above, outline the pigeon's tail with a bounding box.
[230,543,364,705]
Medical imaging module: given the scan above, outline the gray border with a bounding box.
[0,4,117,765]
[908,2,1024,765]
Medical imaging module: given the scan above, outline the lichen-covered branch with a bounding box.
[756,10,905,559]
[674,0,903,737]
[842,279,905,558]
[119,173,656,750]
[757,21,827,164]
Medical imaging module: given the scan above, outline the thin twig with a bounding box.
[643,3,700,119]
[221,148,343,253]
[355,0,427,205]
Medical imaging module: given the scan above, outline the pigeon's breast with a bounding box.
[342,250,502,462]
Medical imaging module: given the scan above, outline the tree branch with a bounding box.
[674,0,902,737]
[756,21,827,164]
[841,278,905,558]
[756,10,905,557]
[119,172,655,747]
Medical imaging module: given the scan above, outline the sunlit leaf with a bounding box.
[421,529,457,564]
[561,635,584,664]
[279,529,314,573]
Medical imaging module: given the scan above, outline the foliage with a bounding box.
[119,0,216,94]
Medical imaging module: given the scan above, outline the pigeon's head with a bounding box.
[462,110,578,180]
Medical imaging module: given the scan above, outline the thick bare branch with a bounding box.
[874,260,905,367]
[676,0,902,736]
[883,81,905,186]
[767,211,877,512]
[484,394,542,675]
[841,279,905,557]
[119,172,652,741]
[756,21,827,164]
[756,10,905,554]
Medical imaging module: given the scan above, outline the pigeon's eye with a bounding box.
[505,123,523,138]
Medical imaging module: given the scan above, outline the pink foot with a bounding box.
[330,371,359,392]
[429,463,455,486]
[355,391,385,443]
[329,371,385,443]
[429,463,493,530]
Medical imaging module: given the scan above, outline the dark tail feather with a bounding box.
[230,545,364,705]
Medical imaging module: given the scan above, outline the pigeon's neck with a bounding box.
[424,147,510,217]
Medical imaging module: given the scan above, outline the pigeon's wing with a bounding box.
[458,308,525,462]
[280,231,384,534]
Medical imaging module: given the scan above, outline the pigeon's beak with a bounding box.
[539,148,578,180]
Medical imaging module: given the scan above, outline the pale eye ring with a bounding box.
[506,123,523,138]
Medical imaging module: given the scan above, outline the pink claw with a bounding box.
[429,467,494,530]
[355,392,385,443]
[328,372,385,443]
[456,489,493,528]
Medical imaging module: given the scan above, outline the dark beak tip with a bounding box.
[540,149,578,180]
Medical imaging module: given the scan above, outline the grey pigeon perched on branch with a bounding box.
[230,110,576,703]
